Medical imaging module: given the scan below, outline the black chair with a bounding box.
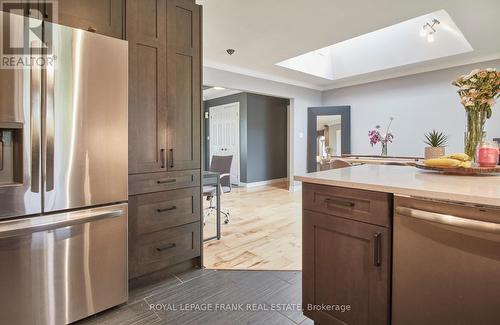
[203,155,233,224]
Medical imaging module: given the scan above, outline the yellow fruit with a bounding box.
[460,161,472,168]
[424,158,462,168]
[441,153,471,162]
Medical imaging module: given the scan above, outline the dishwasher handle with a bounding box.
[396,206,500,234]
[0,207,125,239]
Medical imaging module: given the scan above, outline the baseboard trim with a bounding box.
[238,178,288,188]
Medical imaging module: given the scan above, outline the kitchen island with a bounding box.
[295,164,500,325]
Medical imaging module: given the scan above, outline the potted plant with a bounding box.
[424,130,449,159]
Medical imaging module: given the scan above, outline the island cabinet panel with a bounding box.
[302,184,391,325]
[303,210,390,325]
[303,183,391,227]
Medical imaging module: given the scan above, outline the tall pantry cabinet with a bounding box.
[126,0,203,283]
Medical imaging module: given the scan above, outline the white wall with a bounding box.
[204,67,322,183]
[322,59,500,157]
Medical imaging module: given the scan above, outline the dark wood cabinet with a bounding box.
[127,0,203,283]
[127,0,168,174]
[166,0,201,171]
[302,184,391,325]
[40,0,124,38]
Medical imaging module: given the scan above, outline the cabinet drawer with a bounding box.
[303,183,391,227]
[129,170,200,195]
[131,222,200,278]
[129,188,200,236]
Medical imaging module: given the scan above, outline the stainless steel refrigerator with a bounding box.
[0,12,128,324]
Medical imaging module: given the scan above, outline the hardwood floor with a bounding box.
[203,183,302,270]
[77,269,312,325]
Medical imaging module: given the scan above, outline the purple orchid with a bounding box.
[368,118,394,146]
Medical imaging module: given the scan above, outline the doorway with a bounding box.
[208,102,240,185]
[307,106,351,172]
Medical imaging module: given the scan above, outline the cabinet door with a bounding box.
[303,210,390,325]
[45,0,123,38]
[166,0,201,171]
[127,0,168,174]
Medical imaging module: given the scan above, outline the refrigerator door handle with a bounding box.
[30,46,42,193]
[45,46,55,192]
[0,206,125,239]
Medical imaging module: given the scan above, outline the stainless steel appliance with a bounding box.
[0,11,128,324]
[393,195,500,325]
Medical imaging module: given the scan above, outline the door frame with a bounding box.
[208,102,241,185]
[307,106,351,173]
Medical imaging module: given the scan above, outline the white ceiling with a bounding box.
[199,0,500,90]
[203,86,242,100]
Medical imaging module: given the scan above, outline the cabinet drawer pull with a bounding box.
[157,178,176,184]
[88,26,97,33]
[156,243,176,252]
[157,206,177,213]
[324,198,355,208]
[373,233,382,266]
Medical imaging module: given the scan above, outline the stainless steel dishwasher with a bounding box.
[393,195,500,325]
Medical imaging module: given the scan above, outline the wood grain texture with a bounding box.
[129,170,200,196]
[77,269,309,325]
[127,0,168,174]
[302,210,390,325]
[166,0,201,171]
[45,0,124,38]
[130,222,201,278]
[415,162,500,175]
[203,184,302,270]
[129,187,200,236]
[302,183,391,227]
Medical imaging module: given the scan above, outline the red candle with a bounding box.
[478,141,499,167]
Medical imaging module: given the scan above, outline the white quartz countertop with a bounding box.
[294,165,500,207]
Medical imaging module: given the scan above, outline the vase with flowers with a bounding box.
[452,68,500,161]
[368,117,394,157]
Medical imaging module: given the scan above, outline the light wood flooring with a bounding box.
[78,269,312,325]
[203,183,302,270]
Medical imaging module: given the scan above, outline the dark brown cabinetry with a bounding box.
[127,0,202,283]
[302,183,391,325]
[39,0,124,38]
[127,0,167,174]
[166,0,201,171]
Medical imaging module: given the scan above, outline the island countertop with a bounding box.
[295,164,500,207]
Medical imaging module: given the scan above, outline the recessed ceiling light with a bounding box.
[213,86,225,90]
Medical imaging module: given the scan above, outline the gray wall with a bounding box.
[322,59,500,157]
[246,93,288,183]
[204,93,288,183]
[204,66,322,184]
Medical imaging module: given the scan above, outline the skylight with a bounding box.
[276,10,473,81]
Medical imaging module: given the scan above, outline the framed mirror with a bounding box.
[307,106,351,172]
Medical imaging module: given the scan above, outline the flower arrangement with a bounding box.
[368,117,394,156]
[452,68,500,160]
